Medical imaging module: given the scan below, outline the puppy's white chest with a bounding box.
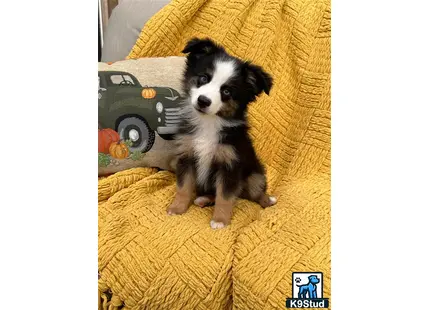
[193,125,220,185]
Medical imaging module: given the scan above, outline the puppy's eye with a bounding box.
[198,75,209,85]
[222,89,231,96]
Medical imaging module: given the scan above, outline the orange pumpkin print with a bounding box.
[109,141,129,159]
[142,87,156,99]
[98,128,120,154]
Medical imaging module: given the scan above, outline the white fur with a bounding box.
[269,196,277,205]
[210,220,225,229]
[179,63,244,189]
[185,111,244,188]
[193,115,223,186]
[190,60,236,115]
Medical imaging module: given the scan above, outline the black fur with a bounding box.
[176,155,196,188]
[181,38,273,121]
[176,38,273,202]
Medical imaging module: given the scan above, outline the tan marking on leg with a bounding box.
[211,196,234,229]
[167,173,195,215]
[210,175,239,229]
[246,173,266,201]
[213,145,237,168]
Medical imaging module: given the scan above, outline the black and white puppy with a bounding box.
[167,38,277,229]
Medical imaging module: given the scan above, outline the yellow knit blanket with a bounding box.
[98,0,331,309]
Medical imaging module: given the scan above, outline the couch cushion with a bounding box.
[101,0,171,62]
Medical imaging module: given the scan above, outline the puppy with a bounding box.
[167,38,277,229]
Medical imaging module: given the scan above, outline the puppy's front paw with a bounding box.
[210,220,226,229]
[167,202,189,215]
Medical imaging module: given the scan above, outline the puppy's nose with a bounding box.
[197,95,211,108]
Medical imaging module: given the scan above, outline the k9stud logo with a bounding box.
[286,272,329,308]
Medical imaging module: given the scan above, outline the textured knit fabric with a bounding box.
[98,0,331,309]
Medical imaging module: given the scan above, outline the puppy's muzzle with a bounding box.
[197,95,211,109]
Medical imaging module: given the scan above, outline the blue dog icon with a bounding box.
[297,275,320,299]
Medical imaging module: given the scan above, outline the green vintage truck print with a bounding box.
[98,71,182,154]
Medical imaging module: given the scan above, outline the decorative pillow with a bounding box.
[98,57,185,176]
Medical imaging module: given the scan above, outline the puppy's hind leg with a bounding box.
[242,173,277,208]
[194,195,215,207]
[258,193,277,208]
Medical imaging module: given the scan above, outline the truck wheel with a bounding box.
[117,117,155,153]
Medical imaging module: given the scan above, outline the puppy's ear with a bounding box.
[244,62,273,95]
[182,38,222,55]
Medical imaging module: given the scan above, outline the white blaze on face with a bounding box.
[190,60,236,115]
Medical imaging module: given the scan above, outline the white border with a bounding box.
[0,0,97,309]
[333,0,430,309]
[98,0,104,47]
[0,1,429,309]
